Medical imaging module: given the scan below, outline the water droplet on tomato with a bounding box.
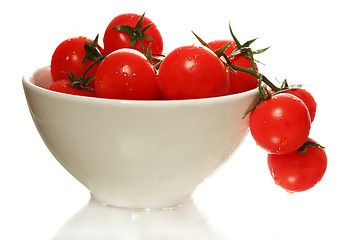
[273,109,283,118]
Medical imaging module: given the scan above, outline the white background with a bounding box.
[1,0,360,239]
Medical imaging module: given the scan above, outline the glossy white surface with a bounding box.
[23,66,258,209]
[2,0,360,239]
[53,198,228,239]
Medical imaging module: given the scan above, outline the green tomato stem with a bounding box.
[81,58,102,83]
[223,54,280,92]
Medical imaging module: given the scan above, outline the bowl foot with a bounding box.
[90,193,193,211]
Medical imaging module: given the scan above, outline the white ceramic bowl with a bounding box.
[23,66,259,209]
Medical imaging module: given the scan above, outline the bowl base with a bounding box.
[90,193,193,211]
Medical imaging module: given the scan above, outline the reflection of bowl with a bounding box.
[53,199,227,239]
[22,66,259,209]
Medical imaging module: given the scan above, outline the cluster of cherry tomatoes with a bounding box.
[48,12,327,193]
[49,13,259,100]
[249,82,327,192]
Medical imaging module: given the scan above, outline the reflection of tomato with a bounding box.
[48,79,96,97]
[158,45,230,100]
[103,13,163,55]
[250,93,311,154]
[208,39,258,94]
[94,49,161,100]
[50,36,99,88]
[268,138,327,192]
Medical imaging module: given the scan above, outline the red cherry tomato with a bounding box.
[285,88,317,122]
[158,45,230,100]
[103,13,163,55]
[207,40,236,56]
[250,93,311,154]
[50,36,99,88]
[268,138,327,192]
[48,79,96,97]
[94,49,161,100]
[228,54,259,94]
[208,40,258,94]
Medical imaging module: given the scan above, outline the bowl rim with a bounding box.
[22,66,259,106]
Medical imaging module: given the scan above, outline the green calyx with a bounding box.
[112,12,164,69]
[63,70,95,93]
[83,34,106,63]
[145,43,164,70]
[298,140,325,154]
[63,34,106,94]
[113,12,154,55]
[228,24,270,62]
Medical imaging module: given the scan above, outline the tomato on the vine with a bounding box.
[249,93,311,154]
[103,13,163,55]
[208,40,259,94]
[207,40,236,56]
[228,54,259,94]
[50,36,100,87]
[94,49,161,100]
[158,45,230,100]
[268,138,327,192]
[285,88,317,122]
[48,79,96,97]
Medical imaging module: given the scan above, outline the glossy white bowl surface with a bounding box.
[23,66,259,209]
